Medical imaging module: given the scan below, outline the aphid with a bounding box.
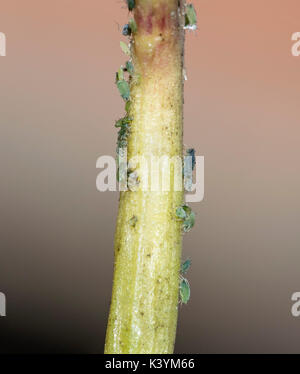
[125,100,131,113]
[179,278,191,304]
[129,216,138,227]
[176,204,191,219]
[176,204,195,233]
[122,24,131,37]
[115,116,132,148]
[126,0,135,11]
[116,67,124,82]
[117,80,130,101]
[128,19,137,33]
[115,116,132,128]
[186,148,196,171]
[181,259,192,274]
[120,41,131,56]
[125,61,134,75]
[184,4,197,31]
[182,211,195,233]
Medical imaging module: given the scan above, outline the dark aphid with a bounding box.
[186,148,196,170]
[179,278,191,304]
[181,259,192,274]
[127,0,135,12]
[122,24,131,36]
[122,19,137,37]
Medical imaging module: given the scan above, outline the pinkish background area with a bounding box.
[0,0,300,353]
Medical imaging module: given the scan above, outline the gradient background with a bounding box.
[0,0,300,353]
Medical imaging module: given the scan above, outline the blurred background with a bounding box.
[0,0,300,353]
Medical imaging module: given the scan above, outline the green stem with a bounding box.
[105,0,186,354]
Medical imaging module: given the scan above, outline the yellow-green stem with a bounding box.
[105,0,185,354]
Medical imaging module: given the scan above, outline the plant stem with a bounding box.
[105,0,186,354]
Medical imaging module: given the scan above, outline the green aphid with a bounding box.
[181,259,192,274]
[116,67,124,82]
[115,116,132,128]
[127,0,135,11]
[120,41,131,56]
[125,61,134,75]
[128,19,137,33]
[117,80,130,101]
[176,204,192,219]
[129,216,138,227]
[182,211,195,233]
[179,278,191,304]
[184,4,197,31]
[176,205,195,233]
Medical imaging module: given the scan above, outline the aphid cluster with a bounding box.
[115,4,138,183]
[184,4,197,31]
[176,204,195,233]
[178,3,197,305]
[115,116,132,149]
[179,259,192,304]
[116,35,135,102]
